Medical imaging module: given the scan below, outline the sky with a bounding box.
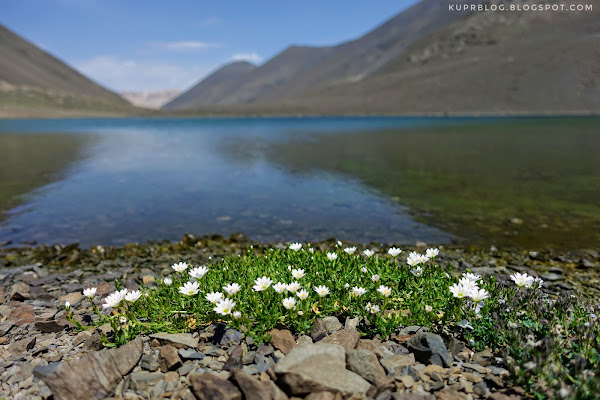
[1,0,418,93]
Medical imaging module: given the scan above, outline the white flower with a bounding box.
[282,297,296,310]
[297,289,309,300]
[376,285,392,297]
[213,298,236,315]
[314,285,330,297]
[388,247,402,257]
[190,266,209,279]
[361,267,368,273]
[327,252,338,261]
[449,283,470,299]
[83,287,97,298]
[510,272,534,288]
[532,277,544,289]
[223,283,241,296]
[65,301,70,311]
[206,292,224,303]
[425,248,439,258]
[178,281,200,296]
[253,276,273,291]
[344,283,350,289]
[457,319,474,330]
[337,241,342,246]
[289,242,302,251]
[287,282,301,293]
[351,286,367,297]
[273,282,288,294]
[425,305,433,313]
[102,293,121,309]
[298,311,304,316]
[291,269,305,279]
[163,277,172,286]
[363,249,374,257]
[366,303,380,314]
[459,277,479,292]
[171,262,188,272]
[462,272,481,283]
[508,321,519,329]
[344,246,357,254]
[232,311,242,319]
[406,252,420,266]
[125,290,142,302]
[119,316,127,325]
[470,288,489,303]
[371,274,380,282]
[411,266,423,277]
[308,248,314,253]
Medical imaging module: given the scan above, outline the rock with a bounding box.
[9,337,36,354]
[44,337,143,400]
[273,343,371,396]
[129,371,165,393]
[0,320,14,336]
[220,329,244,347]
[472,348,493,366]
[7,304,35,325]
[223,345,243,371]
[150,332,198,349]
[445,337,465,357]
[346,349,386,383]
[232,369,273,400]
[305,392,339,400]
[179,348,206,360]
[33,363,63,380]
[189,372,242,400]
[140,354,160,371]
[344,317,359,330]
[257,344,274,356]
[406,332,452,367]
[297,335,313,346]
[35,320,67,333]
[379,354,415,374]
[159,345,183,372]
[357,339,394,359]
[10,281,31,300]
[310,319,328,341]
[58,292,84,306]
[463,362,486,373]
[320,329,360,351]
[435,388,470,400]
[322,316,343,333]
[269,329,296,355]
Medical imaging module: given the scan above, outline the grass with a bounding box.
[67,243,600,399]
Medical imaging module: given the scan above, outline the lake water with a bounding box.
[0,116,598,249]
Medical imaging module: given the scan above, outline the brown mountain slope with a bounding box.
[0,24,132,116]
[182,2,599,115]
[162,61,256,110]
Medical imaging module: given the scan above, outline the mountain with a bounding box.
[162,61,257,110]
[0,24,132,117]
[164,0,484,110]
[121,89,181,109]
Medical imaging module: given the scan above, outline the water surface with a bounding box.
[0,116,598,248]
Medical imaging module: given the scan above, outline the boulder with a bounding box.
[406,332,452,367]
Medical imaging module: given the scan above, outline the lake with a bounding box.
[0,116,598,249]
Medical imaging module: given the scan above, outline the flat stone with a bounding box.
[297,335,313,346]
[189,372,242,400]
[9,337,36,354]
[179,348,206,360]
[232,369,273,400]
[273,343,370,396]
[472,348,493,366]
[140,354,160,371]
[44,337,143,400]
[159,345,183,372]
[463,362,486,373]
[35,320,67,333]
[320,329,360,351]
[322,316,343,333]
[129,371,165,392]
[220,329,244,347]
[33,363,63,380]
[269,329,296,355]
[10,281,31,300]
[150,332,198,349]
[305,392,338,400]
[379,353,415,374]
[344,317,359,330]
[406,332,452,367]
[58,292,84,306]
[8,304,35,325]
[223,345,243,371]
[346,349,386,384]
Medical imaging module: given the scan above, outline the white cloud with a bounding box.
[75,55,211,91]
[153,41,221,51]
[231,52,262,63]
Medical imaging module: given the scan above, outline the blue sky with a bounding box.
[1,0,418,92]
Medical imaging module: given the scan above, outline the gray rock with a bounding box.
[140,354,160,371]
[320,329,360,351]
[159,345,183,372]
[379,354,415,374]
[223,345,243,371]
[296,335,313,346]
[344,317,359,330]
[232,369,272,400]
[179,348,206,360]
[189,372,242,400]
[44,337,143,400]
[9,337,36,354]
[310,319,328,341]
[220,329,244,347]
[346,349,386,383]
[243,350,256,364]
[273,343,371,396]
[406,332,452,367]
[322,316,343,333]
[149,332,198,349]
[177,362,196,376]
[129,371,165,393]
[33,363,63,380]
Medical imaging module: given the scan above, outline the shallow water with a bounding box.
[0,116,598,248]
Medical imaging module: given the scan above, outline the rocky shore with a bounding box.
[1,234,599,399]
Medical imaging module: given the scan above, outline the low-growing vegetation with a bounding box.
[66,243,599,399]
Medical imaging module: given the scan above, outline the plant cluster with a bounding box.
[64,242,600,399]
